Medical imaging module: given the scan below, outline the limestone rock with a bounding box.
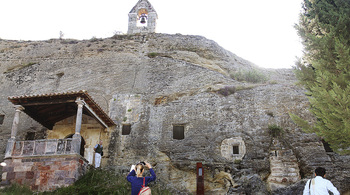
[0,34,349,194]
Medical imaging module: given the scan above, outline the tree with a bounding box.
[291,0,350,154]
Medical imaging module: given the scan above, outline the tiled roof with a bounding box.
[8,90,115,129]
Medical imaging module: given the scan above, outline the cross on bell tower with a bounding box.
[127,0,158,34]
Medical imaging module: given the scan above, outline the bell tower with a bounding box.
[127,0,158,34]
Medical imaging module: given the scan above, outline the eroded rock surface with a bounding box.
[0,34,349,194]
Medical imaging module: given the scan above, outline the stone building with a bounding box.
[1,91,115,191]
[127,0,157,34]
[0,1,349,194]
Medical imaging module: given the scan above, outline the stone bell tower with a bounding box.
[127,0,158,34]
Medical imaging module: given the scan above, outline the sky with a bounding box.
[0,0,304,69]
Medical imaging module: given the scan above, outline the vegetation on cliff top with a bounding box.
[230,69,268,83]
[291,0,350,154]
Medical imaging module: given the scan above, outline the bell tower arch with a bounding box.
[127,0,158,34]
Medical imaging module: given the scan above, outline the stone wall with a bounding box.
[0,34,349,194]
[1,155,89,191]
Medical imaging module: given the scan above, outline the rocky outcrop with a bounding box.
[0,34,349,194]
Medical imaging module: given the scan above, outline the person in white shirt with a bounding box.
[303,167,340,195]
[94,140,103,168]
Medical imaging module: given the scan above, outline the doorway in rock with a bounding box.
[65,134,86,156]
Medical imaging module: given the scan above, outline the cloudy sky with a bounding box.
[0,0,304,69]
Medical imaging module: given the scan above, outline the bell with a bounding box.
[140,16,146,24]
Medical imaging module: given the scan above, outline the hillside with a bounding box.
[0,33,349,194]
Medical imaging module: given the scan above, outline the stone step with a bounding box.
[272,167,300,172]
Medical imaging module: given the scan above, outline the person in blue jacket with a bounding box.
[127,161,156,195]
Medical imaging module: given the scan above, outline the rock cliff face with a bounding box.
[0,33,349,194]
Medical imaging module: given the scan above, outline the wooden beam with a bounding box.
[82,100,108,128]
[16,99,76,106]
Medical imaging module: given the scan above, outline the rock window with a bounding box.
[122,124,131,135]
[173,125,184,140]
[0,115,4,125]
[232,145,239,154]
[221,137,246,161]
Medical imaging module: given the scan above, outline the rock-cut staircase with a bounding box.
[267,139,301,191]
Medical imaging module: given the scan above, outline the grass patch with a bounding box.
[268,80,278,84]
[4,62,38,73]
[89,36,100,42]
[111,34,134,40]
[0,169,172,195]
[235,85,256,91]
[60,40,79,44]
[0,183,33,195]
[147,52,173,58]
[230,69,268,83]
[147,52,159,58]
[44,169,131,195]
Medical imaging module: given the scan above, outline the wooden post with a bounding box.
[196,162,204,195]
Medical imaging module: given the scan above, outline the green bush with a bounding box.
[0,183,33,195]
[234,159,242,164]
[89,36,99,42]
[147,52,159,58]
[230,69,268,83]
[268,124,284,137]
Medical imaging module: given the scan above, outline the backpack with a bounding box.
[138,177,151,195]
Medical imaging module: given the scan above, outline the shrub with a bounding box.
[266,111,274,117]
[234,159,242,164]
[147,52,158,58]
[230,69,268,83]
[217,86,236,96]
[268,80,278,84]
[89,36,99,42]
[268,124,284,137]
